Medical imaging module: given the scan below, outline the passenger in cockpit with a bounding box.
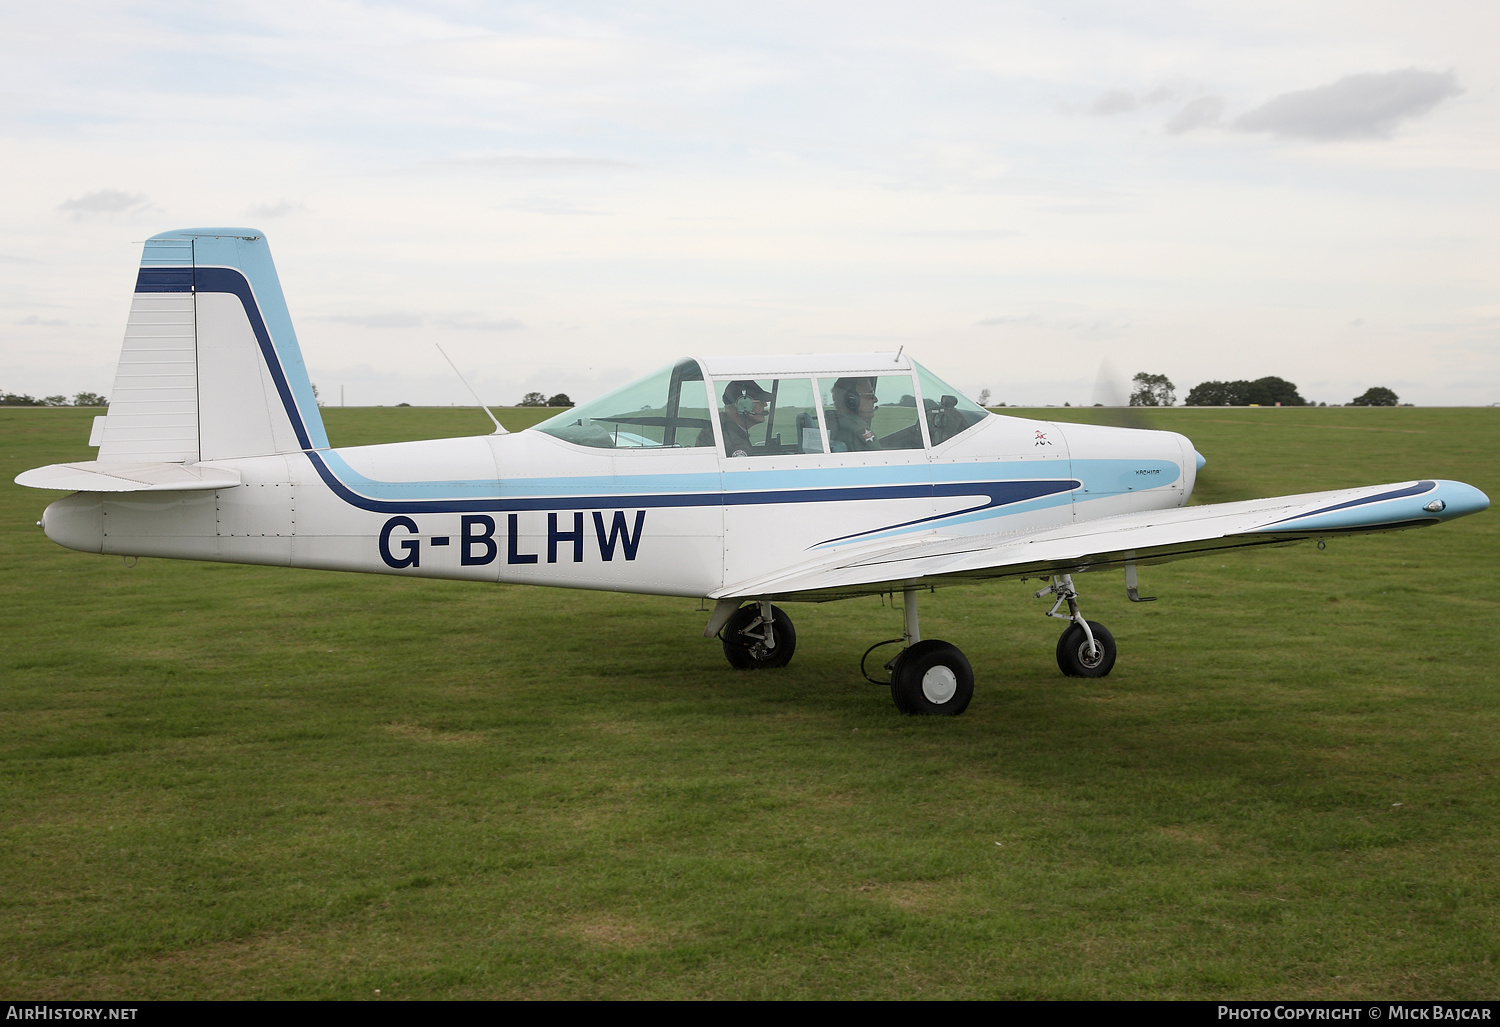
[701,380,772,457]
[827,377,880,453]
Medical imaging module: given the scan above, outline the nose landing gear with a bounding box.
[1036,574,1117,678]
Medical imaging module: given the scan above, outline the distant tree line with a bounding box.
[1184,377,1306,407]
[518,392,575,407]
[1,391,108,407]
[1129,373,1402,408]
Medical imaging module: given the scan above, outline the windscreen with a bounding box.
[531,360,714,449]
[913,362,991,445]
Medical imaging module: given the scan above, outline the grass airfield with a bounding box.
[2,403,1497,1000]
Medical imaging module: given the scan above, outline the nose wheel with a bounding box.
[1056,620,1116,677]
[1037,575,1117,678]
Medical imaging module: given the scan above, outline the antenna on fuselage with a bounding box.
[435,344,507,434]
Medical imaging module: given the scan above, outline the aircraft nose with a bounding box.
[1195,450,1206,472]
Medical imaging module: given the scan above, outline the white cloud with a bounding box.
[1090,89,1139,116]
[1164,96,1224,134]
[57,189,148,214]
[1233,69,1462,140]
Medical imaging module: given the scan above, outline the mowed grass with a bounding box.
[1,404,1497,999]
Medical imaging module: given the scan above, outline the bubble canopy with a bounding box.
[531,356,989,451]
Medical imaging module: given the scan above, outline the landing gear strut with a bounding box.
[885,588,973,716]
[1035,574,1117,678]
[718,599,797,669]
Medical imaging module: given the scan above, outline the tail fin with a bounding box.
[95,228,329,463]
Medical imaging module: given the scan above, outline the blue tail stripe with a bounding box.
[130,263,318,452]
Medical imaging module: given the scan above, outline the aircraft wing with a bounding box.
[711,479,1489,602]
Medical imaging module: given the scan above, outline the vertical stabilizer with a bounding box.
[96,229,328,464]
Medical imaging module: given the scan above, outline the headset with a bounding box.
[834,377,875,414]
[724,381,765,416]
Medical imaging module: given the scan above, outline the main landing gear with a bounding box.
[1035,574,1117,678]
[869,589,974,716]
[706,573,1120,717]
[716,598,797,669]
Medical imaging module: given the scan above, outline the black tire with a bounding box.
[1056,621,1116,678]
[890,639,974,716]
[721,604,797,669]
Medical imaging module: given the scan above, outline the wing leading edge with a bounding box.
[713,479,1489,602]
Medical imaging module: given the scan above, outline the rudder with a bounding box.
[96,228,328,463]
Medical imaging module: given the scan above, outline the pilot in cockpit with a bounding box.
[701,379,772,457]
[828,377,881,453]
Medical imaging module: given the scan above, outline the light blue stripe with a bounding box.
[1070,459,1181,491]
[316,453,1182,503]
[812,492,1076,546]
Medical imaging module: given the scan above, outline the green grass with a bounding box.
[1,404,1497,999]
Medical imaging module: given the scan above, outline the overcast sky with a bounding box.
[2,1,1496,408]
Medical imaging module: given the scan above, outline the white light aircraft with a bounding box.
[17,230,1491,715]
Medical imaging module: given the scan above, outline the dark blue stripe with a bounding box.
[134,264,314,451]
[1265,481,1434,526]
[304,451,1076,523]
[195,267,313,452]
[135,268,193,292]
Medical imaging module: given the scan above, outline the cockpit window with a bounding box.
[913,361,990,445]
[817,374,924,453]
[531,359,714,449]
[707,377,824,456]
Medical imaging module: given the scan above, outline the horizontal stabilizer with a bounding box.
[15,461,241,493]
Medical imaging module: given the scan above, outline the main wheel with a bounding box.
[890,639,974,716]
[721,604,797,669]
[1056,621,1116,678]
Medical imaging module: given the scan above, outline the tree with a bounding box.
[545,393,574,407]
[0,391,42,406]
[73,392,108,407]
[1245,376,1305,406]
[1129,372,1175,407]
[1184,376,1306,406]
[43,395,69,406]
[518,392,548,407]
[1349,386,1398,407]
[977,388,991,407]
[1185,380,1245,406]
